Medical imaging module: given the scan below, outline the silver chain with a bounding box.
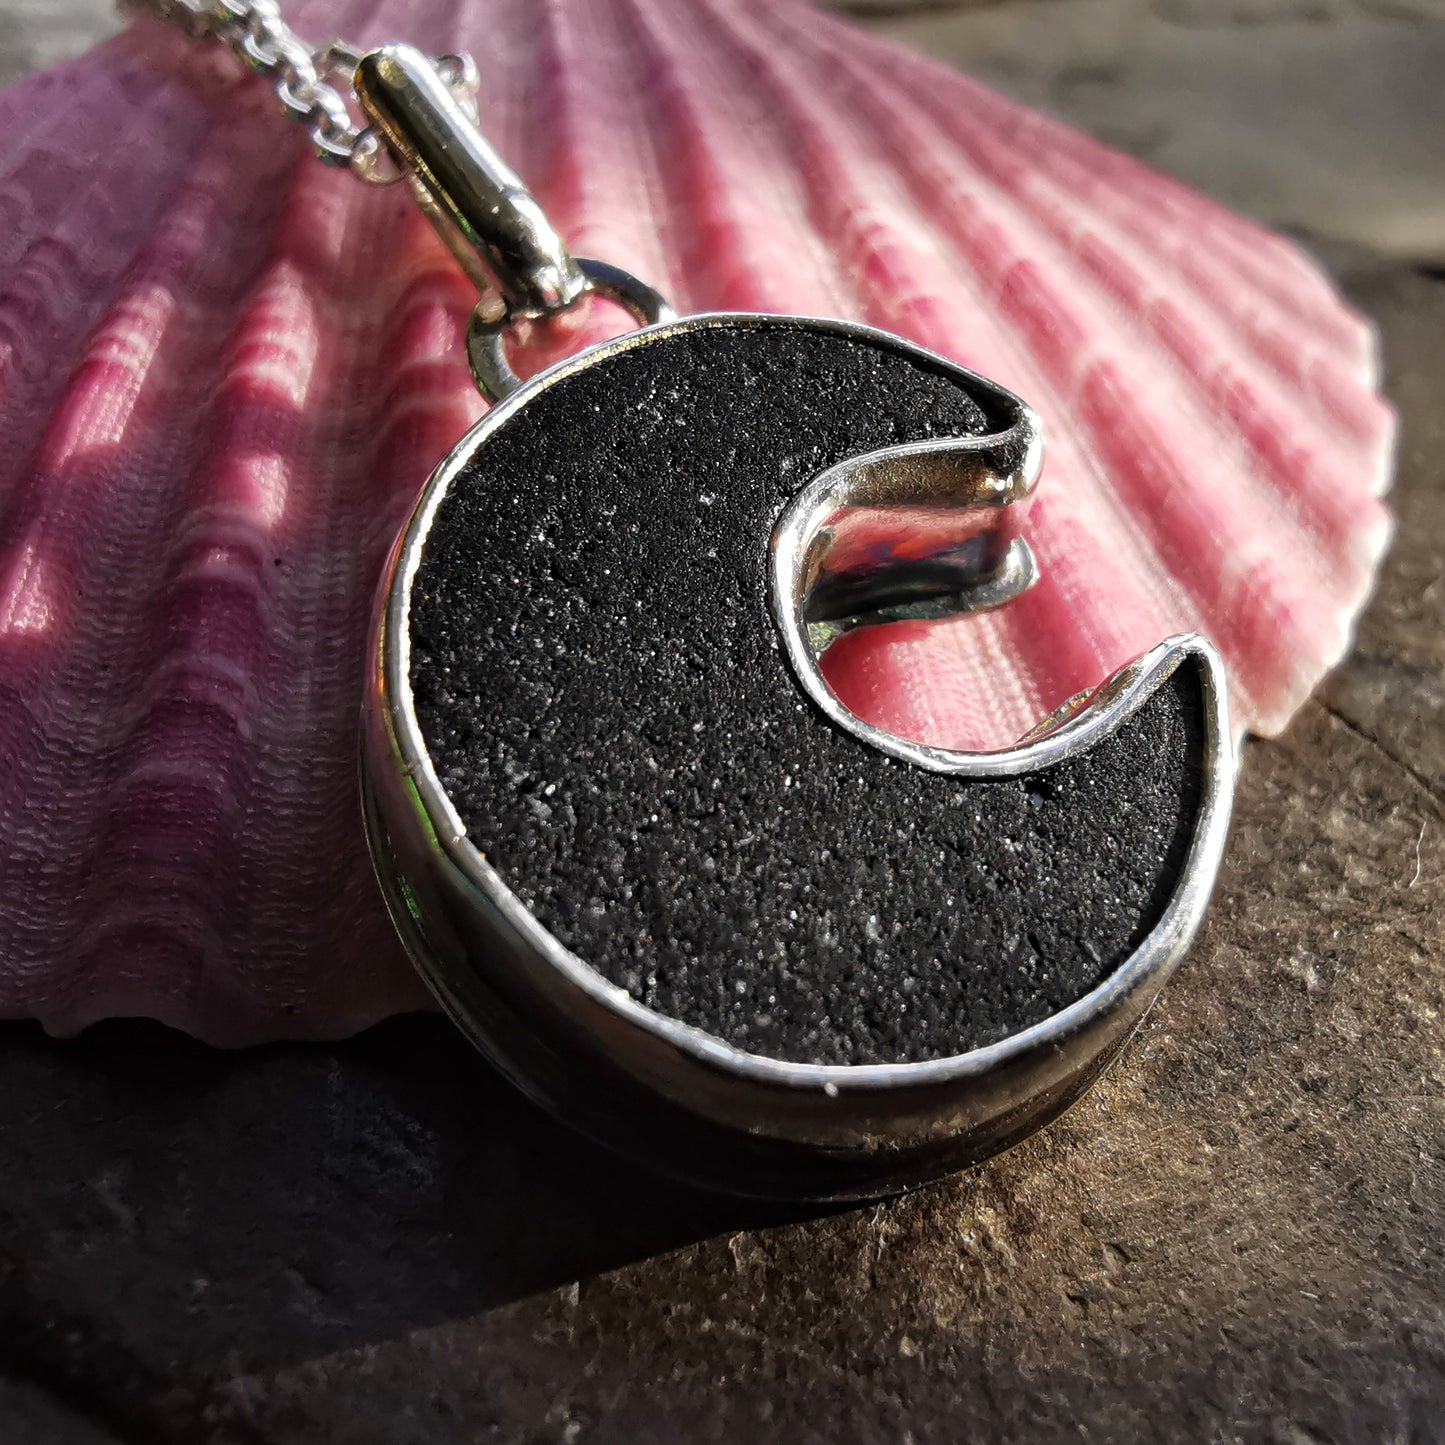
[123,0,478,184]
[123,0,676,402]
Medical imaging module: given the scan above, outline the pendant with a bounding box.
[361,309,1234,1201]
[355,47,1235,1201]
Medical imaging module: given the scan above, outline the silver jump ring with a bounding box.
[465,258,677,404]
[348,128,405,185]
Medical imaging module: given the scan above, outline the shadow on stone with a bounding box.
[0,1017,819,1382]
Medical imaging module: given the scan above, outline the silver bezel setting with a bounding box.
[361,311,1237,1200]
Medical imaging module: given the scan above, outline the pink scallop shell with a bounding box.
[0,0,1395,1043]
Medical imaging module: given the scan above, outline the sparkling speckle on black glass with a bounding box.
[409,323,1205,1067]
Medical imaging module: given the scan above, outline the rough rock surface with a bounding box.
[0,258,1441,1442]
[410,321,1205,1067]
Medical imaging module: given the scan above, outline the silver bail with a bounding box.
[353,43,588,318]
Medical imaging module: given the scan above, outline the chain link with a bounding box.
[123,0,478,183]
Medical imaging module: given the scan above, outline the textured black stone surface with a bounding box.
[410,321,1204,1066]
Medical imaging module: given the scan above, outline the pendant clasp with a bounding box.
[354,43,587,319]
[354,43,676,404]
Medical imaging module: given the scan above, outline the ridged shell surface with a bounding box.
[0,0,1395,1042]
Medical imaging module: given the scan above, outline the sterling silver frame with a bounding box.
[361,312,1237,1202]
